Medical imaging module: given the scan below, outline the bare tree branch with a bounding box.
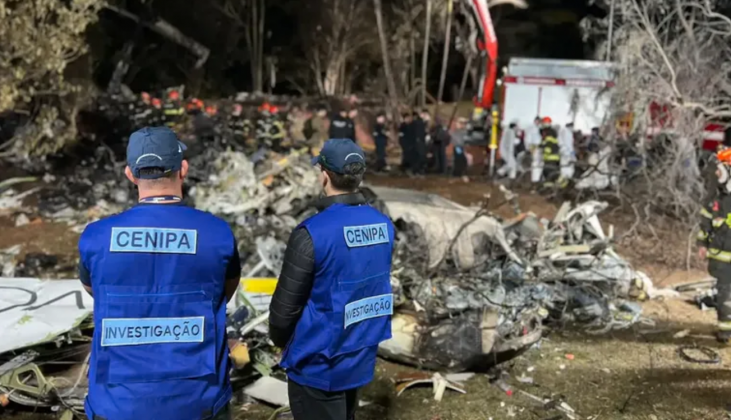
[104,4,210,69]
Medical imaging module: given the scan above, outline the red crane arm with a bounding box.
[468,0,498,108]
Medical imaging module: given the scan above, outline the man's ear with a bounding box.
[321,169,330,189]
[125,166,138,184]
[180,160,189,179]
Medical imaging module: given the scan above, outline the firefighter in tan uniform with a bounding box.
[698,148,731,343]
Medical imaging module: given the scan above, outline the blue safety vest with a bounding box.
[280,202,394,391]
[78,204,235,420]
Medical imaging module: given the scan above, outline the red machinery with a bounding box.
[645,101,726,151]
[467,0,499,108]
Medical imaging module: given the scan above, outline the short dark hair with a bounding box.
[136,167,176,182]
[324,162,365,191]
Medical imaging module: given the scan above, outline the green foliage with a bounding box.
[0,0,102,157]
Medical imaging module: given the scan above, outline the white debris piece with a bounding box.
[15,213,30,226]
[190,151,263,215]
[1,245,22,277]
[191,150,320,216]
[0,187,41,213]
[243,376,289,407]
[368,186,519,269]
[575,147,616,190]
[0,278,94,354]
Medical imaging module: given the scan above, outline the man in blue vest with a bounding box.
[78,127,241,420]
[269,139,394,420]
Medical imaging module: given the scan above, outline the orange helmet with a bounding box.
[186,98,203,111]
[168,90,180,100]
[151,98,162,108]
[717,148,731,164]
[205,105,218,115]
[259,102,271,112]
[270,106,279,114]
[541,116,552,125]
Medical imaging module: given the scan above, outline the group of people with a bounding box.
[128,90,476,180]
[125,90,364,156]
[128,90,295,152]
[373,109,469,178]
[79,126,393,420]
[498,115,583,190]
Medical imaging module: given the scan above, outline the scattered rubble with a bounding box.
[375,187,664,371]
[0,140,677,413]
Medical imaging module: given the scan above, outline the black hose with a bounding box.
[677,345,721,364]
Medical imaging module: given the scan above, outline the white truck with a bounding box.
[500,58,617,135]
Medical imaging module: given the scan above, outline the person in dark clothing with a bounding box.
[228,103,248,145]
[698,148,731,343]
[329,109,356,142]
[347,109,358,142]
[269,139,393,420]
[372,113,389,172]
[411,110,429,175]
[430,119,450,174]
[398,113,415,172]
[131,91,153,128]
[587,127,601,154]
[162,90,185,128]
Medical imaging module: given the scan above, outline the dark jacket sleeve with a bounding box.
[269,227,315,348]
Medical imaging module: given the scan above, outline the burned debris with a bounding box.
[0,141,670,414]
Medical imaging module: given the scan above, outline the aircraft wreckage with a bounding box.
[0,149,672,413]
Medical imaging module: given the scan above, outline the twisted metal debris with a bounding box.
[0,145,672,412]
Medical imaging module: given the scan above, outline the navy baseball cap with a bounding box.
[311,139,366,174]
[127,127,187,179]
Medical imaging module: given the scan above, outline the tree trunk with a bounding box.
[449,54,473,128]
[410,33,416,101]
[249,0,259,93]
[248,0,266,93]
[256,0,265,93]
[374,0,400,119]
[324,60,341,96]
[435,0,453,118]
[421,0,432,107]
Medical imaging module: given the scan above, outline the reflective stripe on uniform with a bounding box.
[701,207,713,219]
[718,321,731,331]
[697,230,709,241]
[708,248,731,263]
[713,218,725,228]
[544,155,560,162]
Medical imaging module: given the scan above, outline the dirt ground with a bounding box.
[1,173,729,420]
